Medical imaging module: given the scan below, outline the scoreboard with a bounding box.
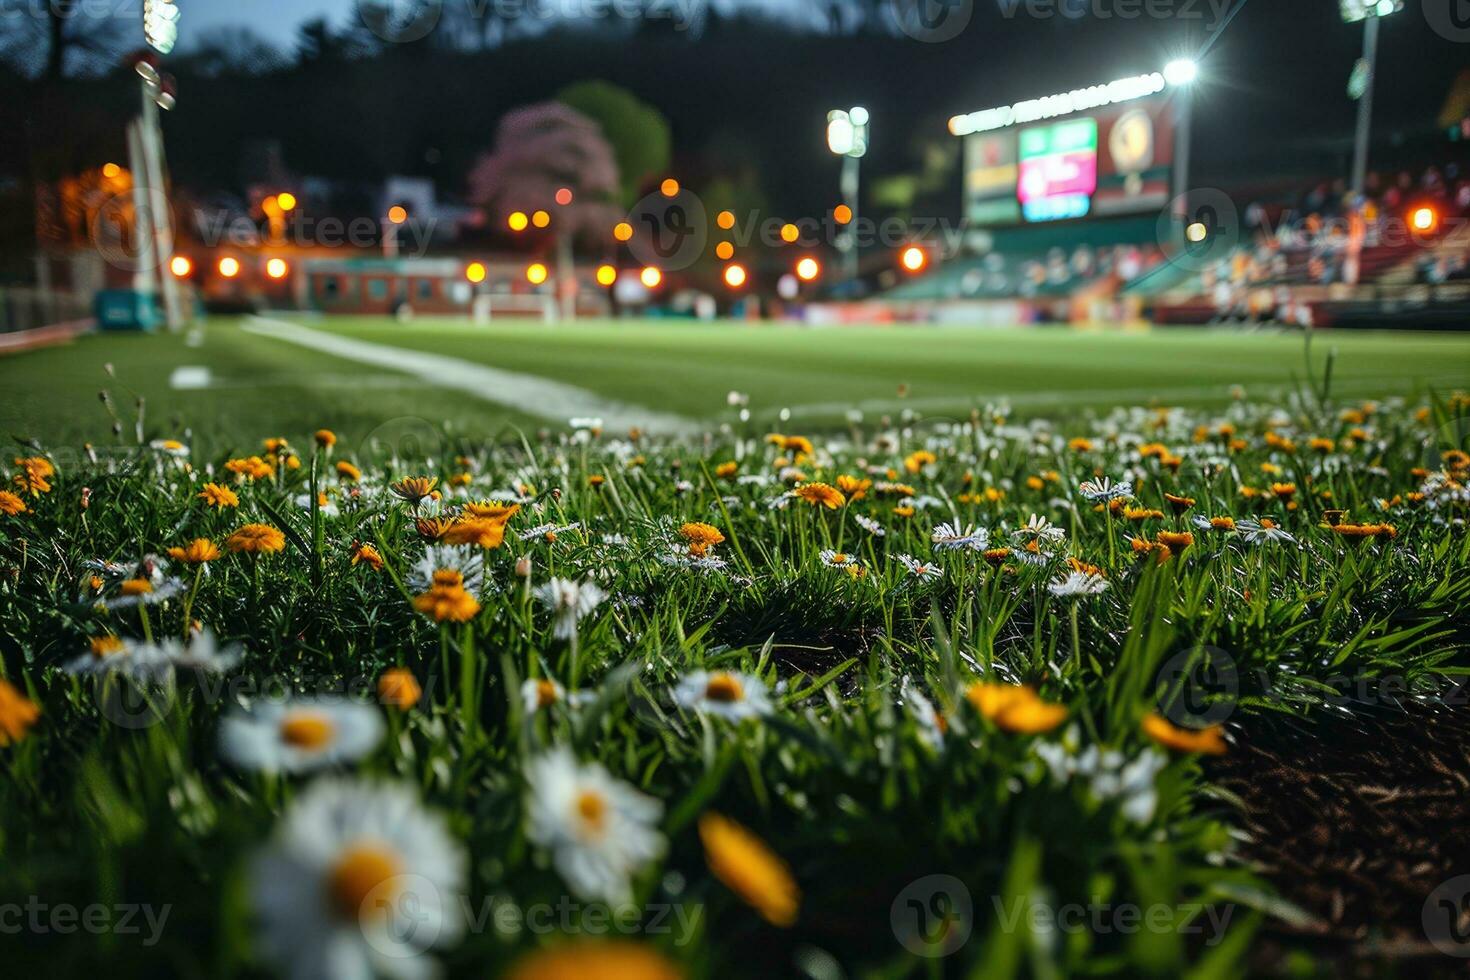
[953,72,1180,227]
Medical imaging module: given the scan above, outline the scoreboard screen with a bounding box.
[963,96,1175,226]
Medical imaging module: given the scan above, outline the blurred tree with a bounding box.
[466,102,621,244]
[556,81,671,207]
[0,0,130,81]
[179,26,287,78]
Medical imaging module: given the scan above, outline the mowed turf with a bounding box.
[1,315,1467,450]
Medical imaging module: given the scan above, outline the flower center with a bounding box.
[327,843,402,922]
[91,636,124,659]
[432,569,464,588]
[705,674,744,703]
[280,712,336,750]
[119,578,153,596]
[576,789,607,836]
[536,680,560,708]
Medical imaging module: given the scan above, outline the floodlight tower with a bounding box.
[1342,0,1403,198]
[138,0,184,331]
[827,107,869,286]
[1164,58,1200,239]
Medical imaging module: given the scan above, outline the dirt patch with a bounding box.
[1209,700,1470,974]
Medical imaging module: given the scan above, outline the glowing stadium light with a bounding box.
[661,178,680,197]
[717,210,736,230]
[555,187,574,206]
[640,266,663,288]
[796,257,821,281]
[169,255,192,278]
[596,265,618,287]
[266,258,289,280]
[1411,206,1439,233]
[532,210,551,229]
[780,223,800,244]
[508,211,529,232]
[949,71,1168,136]
[723,264,748,289]
[276,192,297,212]
[613,222,634,242]
[102,162,122,179]
[143,0,180,55]
[900,246,928,273]
[833,205,853,225]
[526,263,549,285]
[827,108,869,158]
[465,262,487,284]
[387,205,408,224]
[1185,222,1209,243]
[1163,59,1199,87]
[217,256,241,278]
[1340,0,1402,21]
[715,242,735,260]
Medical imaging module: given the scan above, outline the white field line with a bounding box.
[240,316,696,434]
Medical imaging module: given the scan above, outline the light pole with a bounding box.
[1164,58,1200,241]
[1344,0,1402,198]
[827,107,869,287]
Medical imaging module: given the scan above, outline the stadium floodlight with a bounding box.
[143,0,180,55]
[1339,0,1402,22]
[1164,59,1198,87]
[827,107,869,287]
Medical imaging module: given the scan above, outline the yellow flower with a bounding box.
[835,474,872,500]
[226,523,286,555]
[714,461,739,479]
[904,450,937,474]
[197,482,240,508]
[1068,438,1094,453]
[336,460,362,483]
[442,517,508,550]
[766,434,813,455]
[1142,713,1227,755]
[314,429,337,448]
[0,677,40,746]
[699,812,800,927]
[463,500,521,521]
[1156,531,1194,552]
[1270,482,1297,501]
[167,538,222,564]
[12,468,50,496]
[792,482,845,509]
[377,668,421,709]
[412,570,480,622]
[0,490,27,516]
[893,504,916,518]
[964,683,1067,733]
[1164,492,1195,515]
[263,437,290,454]
[678,522,725,555]
[390,476,438,505]
[587,474,606,487]
[350,542,384,571]
[504,942,683,980]
[415,516,456,541]
[224,456,275,481]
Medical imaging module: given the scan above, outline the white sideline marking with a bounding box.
[240,316,695,433]
[169,366,212,390]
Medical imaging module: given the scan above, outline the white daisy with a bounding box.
[250,778,466,980]
[895,554,943,580]
[524,748,665,905]
[408,546,485,594]
[148,439,190,458]
[519,522,580,542]
[1078,477,1133,502]
[99,576,185,610]
[1235,519,1296,545]
[219,697,385,774]
[294,491,341,518]
[673,670,774,721]
[818,549,858,568]
[931,521,988,552]
[854,515,886,537]
[1047,571,1109,598]
[1012,513,1066,546]
[533,578,605,640]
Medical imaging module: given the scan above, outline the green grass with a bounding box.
[1,317,1466,452]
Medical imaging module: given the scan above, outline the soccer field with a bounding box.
[2,315,1467,449]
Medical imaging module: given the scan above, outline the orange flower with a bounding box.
[0,490,27,516]
[1142,713,1227,755]
[463,500,521,521]
[504,942,683,980]
[336,460,362,483]
[224,456,274,481]
[377,668,422,709]
[197,482,240,508]
[792,482,845,509]
[390,476,438,505]
[167,538,222,564]
[700,812,800,927]
[412,570,480,622]
[678,522,725,555]
[1163,492,1195,515]
[1156,531,1194,552]
[714,461,738,479]
[226,523,286,554]
[0,677,40,746]
[351,542,384,571]
[835,474,872,500]
[442,517,508,550]
[314,429,337,448]
[964,683,1067,734]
